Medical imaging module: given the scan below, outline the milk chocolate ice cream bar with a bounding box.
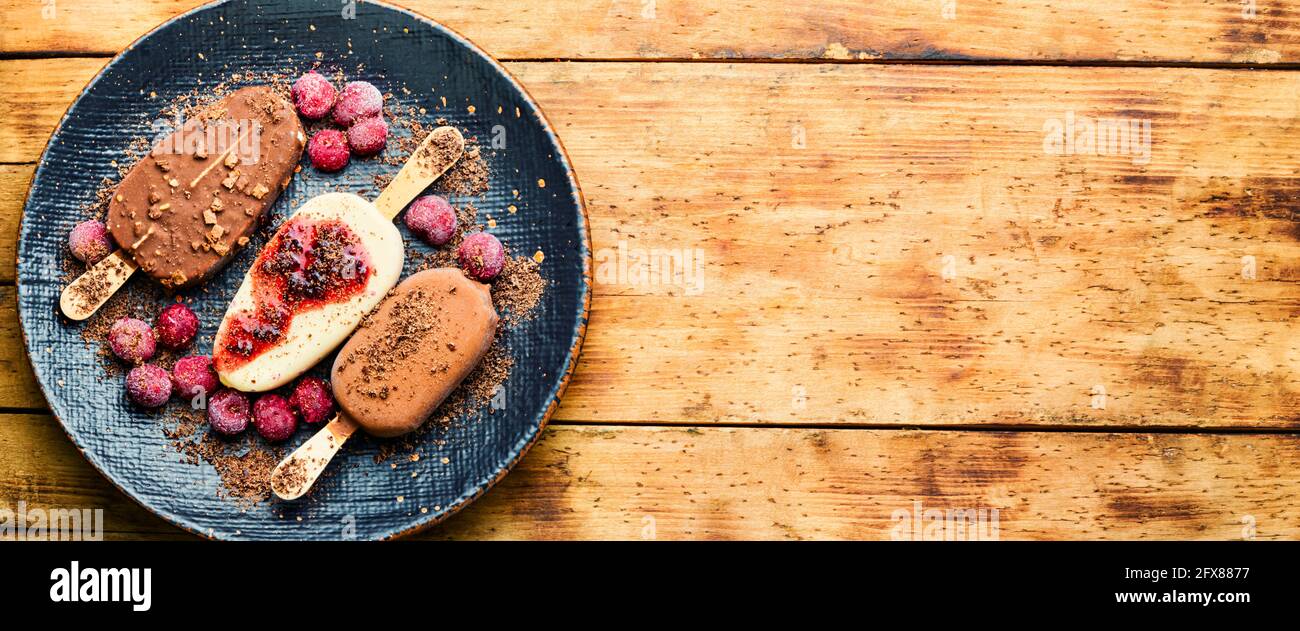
[106,86,305,288]
[331,268,500,438]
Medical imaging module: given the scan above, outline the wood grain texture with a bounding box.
[1,413,1294,540]
[1,0,1298,63]
[3,58,1299,427]
[522,62,1300,428]
[4,0,1298,543]
[0,288,46,409]
[0,166,27,284]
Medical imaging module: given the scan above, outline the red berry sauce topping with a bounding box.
[215,217,372,373]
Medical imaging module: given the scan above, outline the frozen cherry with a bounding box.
[308,129,349,172]
[347,115,388,156]
[291,71,337,120]
[207,389,250,436]
[457,232,506,281]
[331,81,383,127]
[155,303,199,349]
[126,364,172,408]
[172,355,218,400]
[253,394,298,442]
[108,317,156,363]
[68,220,113,265]
[404,195,457,246]
[289,376,336,425]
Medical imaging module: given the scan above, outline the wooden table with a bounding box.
[2,0,1298,540]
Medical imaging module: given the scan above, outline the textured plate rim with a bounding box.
[16,0,592,541]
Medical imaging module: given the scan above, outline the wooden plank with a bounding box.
[4,59,1299,428]
[529,62,1300,428]
[1,0,1298,63]
[0,287,45,409]
[1,167,69,409]
[0,166,27,284]
[427,426,1300,540]
[0,413,1295,540]
[0,59,106,164]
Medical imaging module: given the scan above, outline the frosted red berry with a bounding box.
[207,389,250,436]
[289,376,335,425]
[331,81,383,127]
[108,317,156,363]
[126,364,172,408]
[347,115,388,156]
[404,195,457,246]
[307,129,350,172]
[457,232,506,281]
[291,71,338,120]
[172,355,218,400]
[156,302,199,349]
[253,394,298,442]
[69,220,113,265]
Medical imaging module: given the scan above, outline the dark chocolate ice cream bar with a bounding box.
[106,86,305,288]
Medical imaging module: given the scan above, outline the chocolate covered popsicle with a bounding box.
[270,266,499,501]
[331,268,500,437]
[107,86,305,288]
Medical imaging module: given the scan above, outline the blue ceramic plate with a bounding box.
[17,0,590,539]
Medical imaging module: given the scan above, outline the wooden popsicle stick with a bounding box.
[58,250,138,321]
[270,126,467,501]
[271,414,360,501]
[374,126,466,220]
